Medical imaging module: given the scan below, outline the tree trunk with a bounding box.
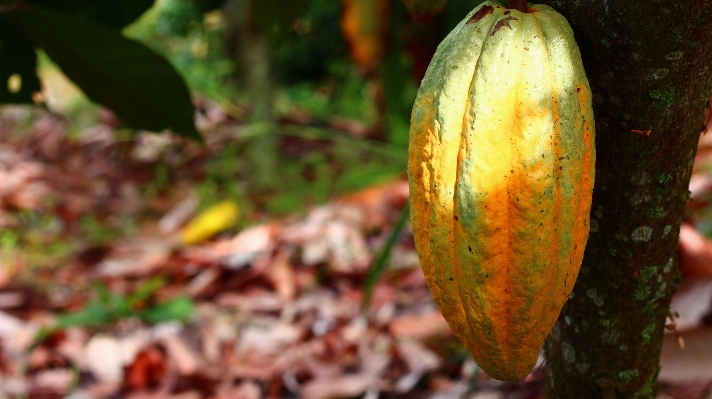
[540,0,712,397]
[224,0,277,188]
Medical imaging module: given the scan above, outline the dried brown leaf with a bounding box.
[301,373,379,399]
[389,311,451,340]
[231,361,274,380]
[96,239,176,277]
[335,178,409,228]
[185,268,221,298]
[679,223,712,277]
[272,340,326,374]
[689,174,712,200]
[212,381,261,399]
[237,320,302,358]
[670,278,712,331]
[124,346,167,391]
[216,292,285,313]
[84,335,126,383]
[6,181,51,210]
[212,224,276,269]
[159,193,199,234]
[660,327,712,383]
[126,391,203,399]
[396,338,441,373]
[31,369,75,394]
[0,310,37,358]
[158,332,202,376]
[266,251,297,301]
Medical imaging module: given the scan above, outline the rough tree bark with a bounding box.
[539,0,712,397]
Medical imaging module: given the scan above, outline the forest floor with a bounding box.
[2,103,712,399]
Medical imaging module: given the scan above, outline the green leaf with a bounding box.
[7,6,202,141]
[124,276,166,309]
[28,0,155,29]
[0,27,41,103]
[91,280,114,307]
[140,296,196,324]
[55,302,114,328]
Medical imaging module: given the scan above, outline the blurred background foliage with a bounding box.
[126,0,482,148]
[0,0,489,273]
[1,0,484,216]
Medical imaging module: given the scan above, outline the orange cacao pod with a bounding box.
[408,1,595,381]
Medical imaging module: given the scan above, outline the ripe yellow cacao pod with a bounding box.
[408,1,595,381]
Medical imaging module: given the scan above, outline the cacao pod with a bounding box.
[408,1,595,381]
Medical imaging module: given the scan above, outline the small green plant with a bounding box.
[80,215,122,245]
[35,276,195,343]
[0,229,20,252]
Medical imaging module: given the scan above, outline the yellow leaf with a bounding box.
[179,201,240,246]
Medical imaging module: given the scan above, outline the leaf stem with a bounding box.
[361,203,410,313]
[507,0,528,13]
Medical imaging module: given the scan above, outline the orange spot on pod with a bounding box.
[631,129,651,138]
